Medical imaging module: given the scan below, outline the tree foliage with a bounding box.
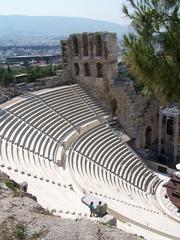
[122,0,180,102]
[27,64,63,82]
[0,67,13,86]
[0,64,63,86]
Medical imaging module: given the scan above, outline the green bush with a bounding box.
[5,180,20,192]
[27,64,64,82]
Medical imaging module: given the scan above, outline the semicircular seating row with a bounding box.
[68,123,163,211]
[0,84,109,215]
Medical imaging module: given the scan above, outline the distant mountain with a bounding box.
[0,15,128,37]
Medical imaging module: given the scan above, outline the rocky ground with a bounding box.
[0,171,138,240]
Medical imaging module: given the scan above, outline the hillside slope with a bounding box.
[0,171,137,240]
[0,15,127,36]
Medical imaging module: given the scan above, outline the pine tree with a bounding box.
[122,0,180,102]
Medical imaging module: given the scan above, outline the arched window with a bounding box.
[84,63,91,76]
[95,35,102,56]
[74,63,79,76]
[96,62,103,78]
[167,118,173,135]
[82,34,88,56]
[73,36,79,56]
[145,126,152,147]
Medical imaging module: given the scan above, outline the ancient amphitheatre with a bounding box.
[0,32,179,240]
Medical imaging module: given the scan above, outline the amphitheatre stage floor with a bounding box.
[0,84,179,240]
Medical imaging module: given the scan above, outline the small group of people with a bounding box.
[89,201,107,218]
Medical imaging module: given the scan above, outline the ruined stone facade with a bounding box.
[61,32,159,150]
[61,32,117,95]
[110,80,159,149]
[158,107,180,163]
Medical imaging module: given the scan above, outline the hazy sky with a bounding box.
[0,0,129,25]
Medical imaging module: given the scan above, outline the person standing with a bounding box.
[89,201,95,217]
[96,201,104,217]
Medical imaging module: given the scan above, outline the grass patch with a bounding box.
[5,180,21,197]
[100,222,112,228]
[5,180,20,191]
[15,224,27,240]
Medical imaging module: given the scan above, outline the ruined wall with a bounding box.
[110,80,159,148]
[61,32,159,149]
[61,32,117,100]
[34,70,73,88]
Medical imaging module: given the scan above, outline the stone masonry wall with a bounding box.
[109,80,159,148]
[61,32,117,99]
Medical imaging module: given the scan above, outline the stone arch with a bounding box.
[145,126,152,147]
[82,34,88,56]
[84,63,91,76]
[74,63,79,76]
[72,36,79,55]
[95,34,102,56]
[110,98,117,117]
[96,62,103,78]
[167,117,173,136]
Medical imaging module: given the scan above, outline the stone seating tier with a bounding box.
[1,84,178,237]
